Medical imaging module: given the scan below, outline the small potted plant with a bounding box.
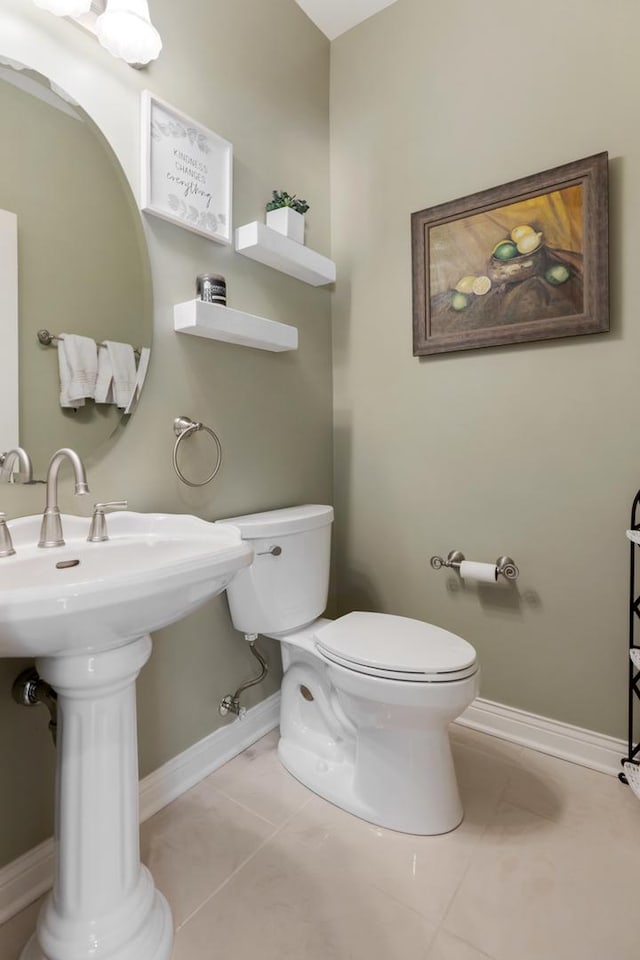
[265,190,309,244]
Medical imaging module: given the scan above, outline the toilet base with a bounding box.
[278,733,464,836]
[276,639,477,835]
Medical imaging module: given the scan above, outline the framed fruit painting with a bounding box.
[411,153,609,356]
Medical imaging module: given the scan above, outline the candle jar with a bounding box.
[197,274,227,305]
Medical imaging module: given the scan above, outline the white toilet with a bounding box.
[217,505,479,835]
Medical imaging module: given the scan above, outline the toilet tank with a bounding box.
[216,505,334,636]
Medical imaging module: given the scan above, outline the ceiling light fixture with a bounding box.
[96,0,162,66]
[33,0,92,15]
[32,0,162,67]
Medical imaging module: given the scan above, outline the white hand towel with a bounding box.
[95,345,114,404]
[58,337,82,408]
[64,334,98,402]
[124,347,151,415]
[102,341,137,410]
[58,333,98,408]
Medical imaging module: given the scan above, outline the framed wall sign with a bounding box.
[140,91,233,244]
[411,152,609,356]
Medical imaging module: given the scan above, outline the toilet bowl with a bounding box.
[216,505,479,835]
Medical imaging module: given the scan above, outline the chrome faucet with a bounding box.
[0,447,33,484]
[38,448,90,548]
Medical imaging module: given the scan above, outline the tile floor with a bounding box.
[1,725,639,960]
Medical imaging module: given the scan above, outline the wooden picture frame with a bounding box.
[411,153,609,356]
[140,91,233,244]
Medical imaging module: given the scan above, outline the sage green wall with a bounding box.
[330,0,637,738]
[0,0,331,869]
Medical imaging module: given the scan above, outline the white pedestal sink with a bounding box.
[0,513,252,960]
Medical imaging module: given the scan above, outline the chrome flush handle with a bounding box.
[256,545,282,557]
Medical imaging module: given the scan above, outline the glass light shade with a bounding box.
[33,0,92,15]
[96,0,162,65]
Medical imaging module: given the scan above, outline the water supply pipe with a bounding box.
[219,634,268,719]
[12,667,58,746]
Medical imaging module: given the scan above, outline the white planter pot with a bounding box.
[266,207,305,244]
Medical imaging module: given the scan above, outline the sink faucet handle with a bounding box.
[87,501,128,543]
[0,513,16,557]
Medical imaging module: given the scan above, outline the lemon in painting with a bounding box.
[451,291,470,311]
[511,224,535,244]
[516,231,543,254]
[492,240,518,261]
[545,264,570,285]
[455,275,477,294]
[472,275,492,296]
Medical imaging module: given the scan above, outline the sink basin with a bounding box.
[5,510,253,960]
[0,511,253,657]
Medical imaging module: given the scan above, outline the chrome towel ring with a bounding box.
[172,416,222,487]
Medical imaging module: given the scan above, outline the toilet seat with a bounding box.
[314,611,478,683]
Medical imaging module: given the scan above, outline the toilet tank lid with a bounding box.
[216,504,334,539]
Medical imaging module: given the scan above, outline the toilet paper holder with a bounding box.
[430,551,519,581]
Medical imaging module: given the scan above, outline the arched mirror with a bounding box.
[0,60,152,479]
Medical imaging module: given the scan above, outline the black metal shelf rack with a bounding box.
[620,488,640,784]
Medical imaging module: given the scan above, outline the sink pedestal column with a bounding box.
[20,635,173,960]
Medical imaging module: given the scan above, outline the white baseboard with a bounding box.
[0,691,628,927]
[138,690,281,823]
[0,839,54,929]
[457,697,626,777]
[0,691,281,927]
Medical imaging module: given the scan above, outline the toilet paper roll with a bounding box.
[459,561,498,583]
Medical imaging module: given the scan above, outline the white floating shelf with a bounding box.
[235,221,336,287]
[174,299,298,352]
